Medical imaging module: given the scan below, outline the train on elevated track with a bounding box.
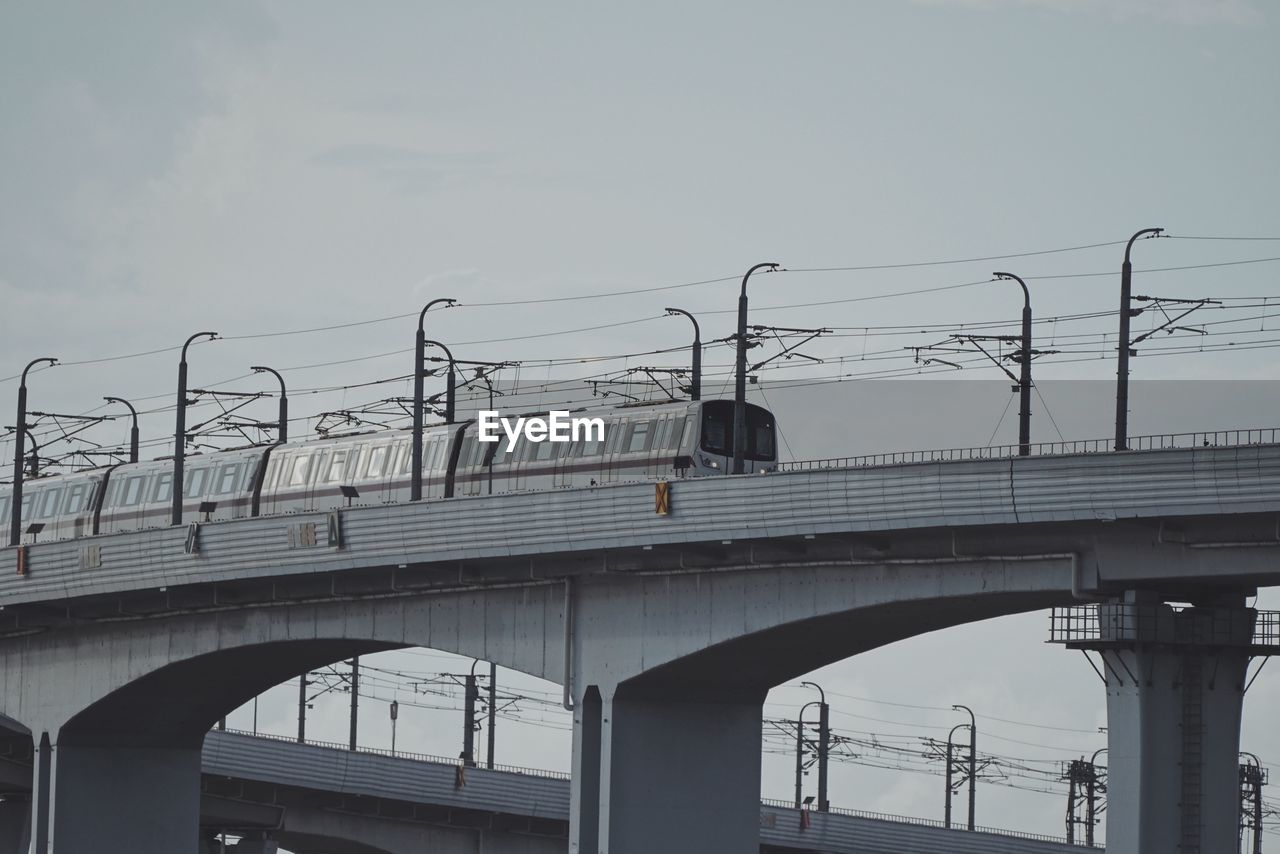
[0,399,778,543]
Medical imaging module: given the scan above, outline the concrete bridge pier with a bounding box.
[571,685,764,854]
[0,795,29,854]
[1065,591,1267,854]
[28,730,202,854]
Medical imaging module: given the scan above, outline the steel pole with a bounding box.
[487,661,496,769]
[172,332,217,526]
[1115,228,1163,450]
[994,273,1034,455]
[297,673,307,743]
[412,299,456,501]
[945,738,954,828]
[250,366,288,443]
[10,358,56,546]
[733,263,778,474]
[462,669,478,767]
[349,656,359,751]
[794,715,805,809]
[104,397,140,463]
[664,308,702,400]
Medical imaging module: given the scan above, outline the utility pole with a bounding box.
[250,366,288,443]
[486,661,497,769]
[461,666,479,767]
[1064,758,1103,845]
[103,396,140,462]
[733,262,779,475]
[297,672,308,743]
[390,699,399,757]
[1240,753,1266,854]
[992,272,1034,455]
[793,714,807,810]
[664,307,702,400]
[348,656,359,751]
[9,357,56,547]
[411,298,456,501]
[801,681,829,812]
[172,331,217,525]
[1115,227,1164,450]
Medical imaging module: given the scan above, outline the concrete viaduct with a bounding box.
[0,728,1088,854]
[1,442,1279,853]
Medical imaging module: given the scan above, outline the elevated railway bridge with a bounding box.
[1,429,1279,853]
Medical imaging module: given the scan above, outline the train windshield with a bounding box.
[699,401,776,461]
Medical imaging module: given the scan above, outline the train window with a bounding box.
[216,464,241,494]
[366,446,389,478]
[287,454,311,487]
[700,403,732,455]
[676,416,695,450]
[654,417,672,451]
[391,443,407,475]
[625,421,653,453]
[152,472,173,503]
[604,423,624,455]
[747,409,777,460]
[186,468,209,498]
[325,450,349,483]
[122,477,145,506]
[533,438,557,461]
[0,496,7,520]
[577,424,608,457]
[64,483,88,514]
[38,489,63,518]
[456,436,478,469]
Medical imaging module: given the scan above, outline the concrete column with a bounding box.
[1102,598,1252,854]
[589,689,764,854]
[32,736,202,854]
[569,687,602,854]
[0,795,29,854]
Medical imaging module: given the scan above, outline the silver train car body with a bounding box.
[0,399,777,542]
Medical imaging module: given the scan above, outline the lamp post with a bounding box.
[992,272,1033,455]
[1115,227,1164,450]
[1087,747,1106,848]
[423,340,457,424]
[953,704,977,831]
[800,681,829,811]
[172,331,217,526]
[794,699,822,809]
[664,307,702,401]
[733,263,780,474]
[10,357,57,547]
[250,366,288,443]
[412,298,456,501]
[103,396,140,463]
[390,699,399,757]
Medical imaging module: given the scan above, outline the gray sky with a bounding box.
[3,0,1280,842]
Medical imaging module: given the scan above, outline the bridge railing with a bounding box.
[758,798,1091,847]
[777,427,1280,473]
[1049,605,1280,651]
[214,727,572,781]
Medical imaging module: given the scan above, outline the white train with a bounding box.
[0,400,778,542]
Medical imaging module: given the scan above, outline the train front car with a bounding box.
[693,400,777,475]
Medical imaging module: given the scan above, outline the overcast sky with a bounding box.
[3,0,1280,844]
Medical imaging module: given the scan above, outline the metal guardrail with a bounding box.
[777,427,1280,472]
[218,727,571,781]
[1049,605,1280,650]
[758,798,1093,847]
[216,730,1092,848]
